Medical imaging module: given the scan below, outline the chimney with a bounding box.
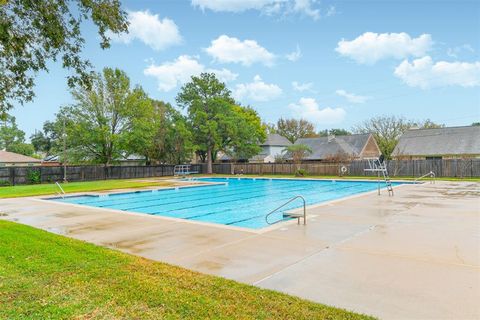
[327,134,335,142]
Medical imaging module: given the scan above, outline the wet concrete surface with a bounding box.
[1,181,479,319]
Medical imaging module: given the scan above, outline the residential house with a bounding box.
[295,133,381,161]
[392,125,480,160]
[249,133,292,163]
[0,150,42,167]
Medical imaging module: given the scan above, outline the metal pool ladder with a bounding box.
[414,171,436,184]
[265,195,307,225]
[55,182,66,199]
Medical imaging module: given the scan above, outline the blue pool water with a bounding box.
[51,178,405,229]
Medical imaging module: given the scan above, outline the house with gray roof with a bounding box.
[295,133,381,161]
[392,125,480,160]
[249,133,292,163]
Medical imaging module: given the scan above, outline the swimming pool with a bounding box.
[51,178,405,229]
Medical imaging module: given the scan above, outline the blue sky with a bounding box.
[12,0,480,137]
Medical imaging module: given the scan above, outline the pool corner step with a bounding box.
[283,210,303,218]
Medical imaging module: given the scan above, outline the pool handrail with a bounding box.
[265,195,306,225]
[55,182,66,199]
[414,171,436,184]
[174,164,198,176]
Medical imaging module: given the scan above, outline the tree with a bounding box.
[30,120,63,156]
[276,118,317,143]
[8,142,35,157]
[0,115,36,156]
[418,119,444,129]
[0,115,25,150]
[283,144,312,169]
[353,115,415,159]
[471,122,480,126]
[124,100,194,164]
[164,113,194,164]
[59,68,151,165]
[176,73,235,174]
[223,106,266,161]
[318,128,351,137]
[263,122,277,134]
[0,0,128,114]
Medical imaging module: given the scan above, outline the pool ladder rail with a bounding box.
[55,182,66,199]
[414,171,436,184]
[265,195,307,226]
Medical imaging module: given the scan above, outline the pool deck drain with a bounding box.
[1,180,479,319]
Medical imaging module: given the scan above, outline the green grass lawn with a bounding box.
[0,179,177,199]
[0,220,373,319]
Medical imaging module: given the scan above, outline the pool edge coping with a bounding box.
[30,177,417,235]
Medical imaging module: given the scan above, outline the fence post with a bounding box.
[471,159,474,178]
[9,167,15,186]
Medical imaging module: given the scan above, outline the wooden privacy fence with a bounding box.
[0,164,205,186]
[214,159,480,178]
[0,159,478,185]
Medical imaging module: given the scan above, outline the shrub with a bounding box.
[0,180,11,187]
[295,168,307,177]
[26,168,41,184]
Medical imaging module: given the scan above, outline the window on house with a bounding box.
[426,156,442,160]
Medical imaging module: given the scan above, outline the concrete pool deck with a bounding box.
[1,180,479,319]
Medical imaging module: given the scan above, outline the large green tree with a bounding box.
[0,115,24,149]
[0,0,128,114]
[176,73,235,173]
[276,118,317,143]
[58,68,151,165]
[124,100,194,164]
[223,106,266,161]
[177,73,266,172]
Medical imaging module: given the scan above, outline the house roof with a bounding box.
[392,125,480,157]
[0,150,42,163]
[262,133,292,146]
[295,134,372,160]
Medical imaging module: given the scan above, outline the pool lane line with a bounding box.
[90,180,322,211]
[67,179,295,206]
[155,183,369,226]
[114,180,347,212]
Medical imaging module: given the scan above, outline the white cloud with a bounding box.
[208,68,239,83]
[447,44,474,58]
[336,32,433,64]
[191,0,322,19]
[192,0,277,12]
[144,55,238,92]
[293,0,320,20]
[234,75,282,101]
[292,81,313,92]
[326,5,336,17]
[288,98,346,125]
[286,45,302,62]
[109,10,181,51]
[394,56,480,89]
[335,89,370,104]
[205,35,275,66]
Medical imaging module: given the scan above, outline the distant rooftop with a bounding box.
[262,133,292,146]
[296,133,372,160]
[392,125,480,157]
[0,150,42,163]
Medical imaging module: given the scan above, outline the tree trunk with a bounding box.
[207,146,213,174]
